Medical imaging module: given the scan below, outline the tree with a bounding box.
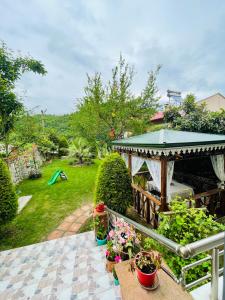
[0,42,47,156]
[70,137,92,165]
[72,55,160,147]
[94,153,132,214]
[164,94,225,134]
[0,158,18,225]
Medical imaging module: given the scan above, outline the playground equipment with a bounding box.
[48,170,68,185]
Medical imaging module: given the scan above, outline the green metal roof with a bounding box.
[112,129,225,149]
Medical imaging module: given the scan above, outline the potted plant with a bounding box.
[112,267,119,286]
[105,240,122,272]
[135,251,162,287]
[108,218,141,261]
[94,216,108,246]
[95,201,105,213]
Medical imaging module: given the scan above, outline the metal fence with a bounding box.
[107,207,225,300]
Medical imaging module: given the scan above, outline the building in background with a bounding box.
[197,93,225,112]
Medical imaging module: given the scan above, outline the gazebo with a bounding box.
[112,129,225,228]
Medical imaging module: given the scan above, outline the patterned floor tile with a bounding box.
[0,231,121,300]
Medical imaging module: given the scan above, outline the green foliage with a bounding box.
[144,199,225,284]
[0,159,18,225]
[0,42,47,156]
[136,251,162,272]
[133,175,147,190]
[164,94,225,134]
[70,137,93,165]
[72,55,160,146]
[94,216,107,240]
[95,153,132,214]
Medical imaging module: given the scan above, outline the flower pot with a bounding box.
[134,252,157,287]
[135,264,157,287]
[114,278,120,286]
[106,259,116,272]
[96,236,107,246]
[95,203,105,212]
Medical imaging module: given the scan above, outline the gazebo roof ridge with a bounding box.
[112,129,225,156]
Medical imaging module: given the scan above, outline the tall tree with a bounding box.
[0,42,47,156]
[72,55,160,146]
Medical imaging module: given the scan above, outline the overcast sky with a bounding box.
[1,0,225,114]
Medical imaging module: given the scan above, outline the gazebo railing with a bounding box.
[132,183,161,228]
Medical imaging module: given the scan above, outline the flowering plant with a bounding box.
[107,218,141,259]
[105,240,119,262]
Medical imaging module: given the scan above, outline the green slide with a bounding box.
[48,170,63,186]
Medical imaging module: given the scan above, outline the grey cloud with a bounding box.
[1,0,225,113]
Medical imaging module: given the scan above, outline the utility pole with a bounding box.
[41,109,47,130]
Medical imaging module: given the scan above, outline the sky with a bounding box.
[1,0,225,115]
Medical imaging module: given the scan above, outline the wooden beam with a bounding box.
[160,158,167,212]
[128,153,132,177]
[194,188,223,200]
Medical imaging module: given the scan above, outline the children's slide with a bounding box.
[48,170,67,185]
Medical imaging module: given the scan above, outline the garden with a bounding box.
[0,158,99,251]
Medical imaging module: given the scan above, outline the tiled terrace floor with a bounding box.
[0,231,121,300]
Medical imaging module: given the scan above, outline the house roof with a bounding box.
[112,129,225,156]
[150,111,164,121]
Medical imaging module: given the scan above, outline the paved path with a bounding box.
[47,203,93,241]
[0,231,121,299]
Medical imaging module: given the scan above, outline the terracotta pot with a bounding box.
[134,252,157,287]
[106,259,116,272]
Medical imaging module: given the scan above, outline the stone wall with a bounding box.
[6,145,43,184]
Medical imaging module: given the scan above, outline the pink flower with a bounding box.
[105,250,110,257]
[108,230,115,238]
[115,255,122,263]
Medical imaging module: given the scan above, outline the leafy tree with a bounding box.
[95,153,132,214]
[0,158,18,225]
[0,42,46,156]
[72,55,160,146]
[164,94,225,134]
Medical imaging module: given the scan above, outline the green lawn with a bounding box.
[0,159,100,251]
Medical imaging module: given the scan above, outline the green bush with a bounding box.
[95,153,132,214]
[0,159,18,225]
[144,199,225,284]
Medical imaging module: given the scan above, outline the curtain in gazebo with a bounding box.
[121,153,129,167]
[167,161,175,199]
[131,156,145,176]
[145,160,174,197]
[210,155,225,188]
[145,160,161,191]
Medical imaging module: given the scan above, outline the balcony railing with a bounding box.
[107,207,225,300]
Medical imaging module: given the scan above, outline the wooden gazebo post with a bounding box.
[128,152,132,177]
[160,157,167,211]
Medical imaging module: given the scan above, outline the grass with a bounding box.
[0,158,100,251]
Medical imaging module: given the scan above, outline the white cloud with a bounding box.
[1,0,225,114]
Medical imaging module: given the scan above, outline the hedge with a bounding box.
[95,153,132,214]
[0,159,18,225]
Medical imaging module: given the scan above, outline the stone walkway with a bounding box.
[0,231,121,299]
[47,203,93,241]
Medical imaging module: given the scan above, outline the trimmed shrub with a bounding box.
[95,153,132,214]
[0,159,18,225]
